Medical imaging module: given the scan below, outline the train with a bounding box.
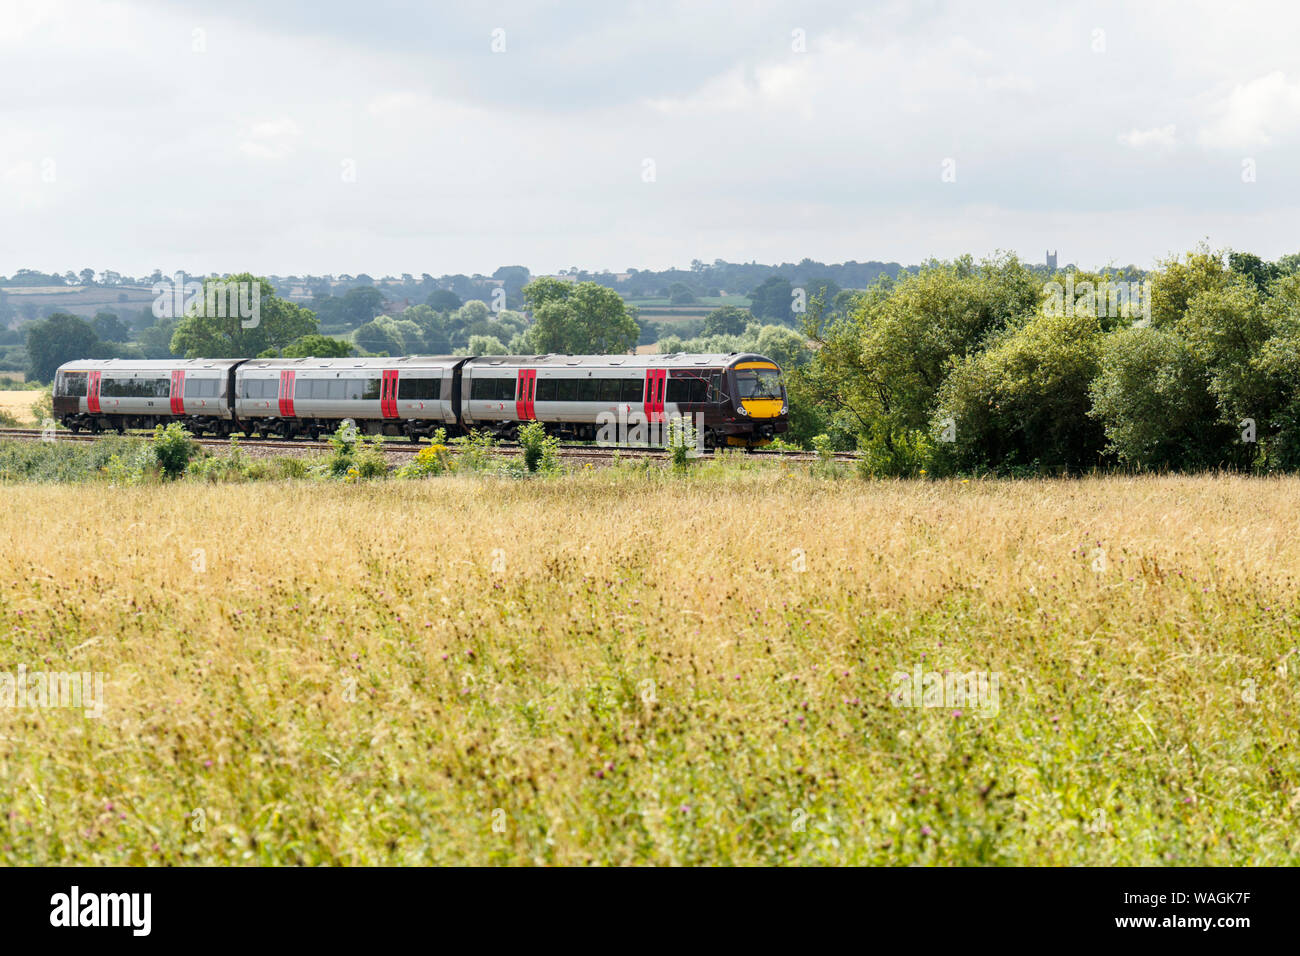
[52,353,789,447]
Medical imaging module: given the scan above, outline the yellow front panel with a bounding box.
[741,398,785,418]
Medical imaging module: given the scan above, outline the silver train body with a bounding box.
[53,353,790,446]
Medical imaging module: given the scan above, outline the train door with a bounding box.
[87,371,102,414]
[278,370,296,417]
[643,368,666,423]
[170,370,185,415]
[515,368,536,421]
[381,369,399,419]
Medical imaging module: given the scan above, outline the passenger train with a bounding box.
[52,353,789,447]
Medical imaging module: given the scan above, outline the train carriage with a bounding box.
[233,356,460,440]
[52,359,242,434]
[54,351,789,447]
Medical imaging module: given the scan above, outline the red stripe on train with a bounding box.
[279,370,296,417]
[170,370,185,415]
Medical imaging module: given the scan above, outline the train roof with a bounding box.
[56,352,784,374]
[240,356,463,371]
[465,353,767,369]
[56,359,244,372]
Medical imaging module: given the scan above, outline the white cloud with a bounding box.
[1197,71,1300,150]
[238,118,301,160]
[1118,124,1178,150]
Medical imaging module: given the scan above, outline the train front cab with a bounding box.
[722,356,788,446]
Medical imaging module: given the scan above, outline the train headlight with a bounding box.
[780,405,788,415]
[737,405,749,416]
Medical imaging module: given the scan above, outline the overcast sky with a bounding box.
[2,0,1298,277]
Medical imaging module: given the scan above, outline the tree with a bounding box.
[936,307,1105,473]
[455,300,491,326]
[79,268,96,287]
[26,312,99,382]
[425,289,462,312]
[353,318,405,356]
[668,282,696,305]
[91,311,130,342]
[465,335,508,356]
[703,305,751,336]
[339,285,386,327]
[1228,251,1280,294]
[749,276,795,323]
[522,279,638,354]
[137,317,178,359]
[491,266,531,296]
[281,334,355,358]
[1089,326,1227,470]
[169,274,317,358]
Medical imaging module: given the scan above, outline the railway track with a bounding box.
[0,428,862,463]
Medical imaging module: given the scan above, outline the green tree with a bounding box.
[1089,326,1227,469]
[464,334,508,356]
[522,279,638,354]
[281,334,355,358]
[935,307,1105,473]
[668,282,696,305]
[703,305,750,336]
[354,317,405,356]
[25,312,99,382]
[91,311,130,342]
[169,274,317,358]
[339,285,386,327]
[749,276,794,323]
[425,289,462,312]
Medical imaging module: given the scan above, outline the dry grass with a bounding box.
[1,471,1297,864]
[0,390,42,425]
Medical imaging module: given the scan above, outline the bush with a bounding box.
[666,417,697,474]
[517,421,560,475]
[856,425,935,478]
[395,429,452,478]
[1089,326,1228,470]
[451,430,498,472]
[103,443,159,485]
[152,422,200,479]
[933,308,1105,475]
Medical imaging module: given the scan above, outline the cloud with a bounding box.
[1118,125,1177,150]
[238,118,301,160]
[1197,71,1300,150]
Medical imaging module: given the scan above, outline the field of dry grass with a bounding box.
[0,390,42,425]
[1,471,1297,864]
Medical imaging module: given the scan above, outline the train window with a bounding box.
[471,376,501,400]
[707,372,725,402]
[621,378,643,403]
[243,378,273,399]
[734,367,784,400]
[57,372,89,397]
[326,379,346,400]
[295,379,318,400]
[185,378,218,399]
[102,377,169,398]
[535,378,557,402]
[398,377,439,401]
[577,378,598,402]
[666,377,689,405]
[596,378,623,402]
[362,377,382,400]
[555,378,578,402]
